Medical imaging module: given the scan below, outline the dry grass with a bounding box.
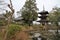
[0,24,60,40]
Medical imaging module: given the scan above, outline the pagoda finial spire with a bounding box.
[43,5,45,11]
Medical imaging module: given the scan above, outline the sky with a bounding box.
[3,0,60,24]
[4,0,60,18]
[5,0,60,11]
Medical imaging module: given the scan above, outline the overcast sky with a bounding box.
[4,0,60,18]
[5,0,60,11]
[4,0,60,24]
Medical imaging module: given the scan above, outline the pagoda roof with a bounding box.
[37,20,49,22]
[38,11,49,14]
[38,16,48,18]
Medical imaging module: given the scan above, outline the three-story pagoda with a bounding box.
[37,6,49,25]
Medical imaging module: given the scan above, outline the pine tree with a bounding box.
[21,0,38,26]
[48,7,60,40]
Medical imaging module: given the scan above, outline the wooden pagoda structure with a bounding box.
[37,6,49,25]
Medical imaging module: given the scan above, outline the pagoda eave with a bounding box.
[38,16,48,18]
[38,11,49,14]
[37,20,49,22]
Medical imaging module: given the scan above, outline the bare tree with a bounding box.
[4,0,15,40]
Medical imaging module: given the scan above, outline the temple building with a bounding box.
[37,6,49,25]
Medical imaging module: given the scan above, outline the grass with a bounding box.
[0,23,60,40]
